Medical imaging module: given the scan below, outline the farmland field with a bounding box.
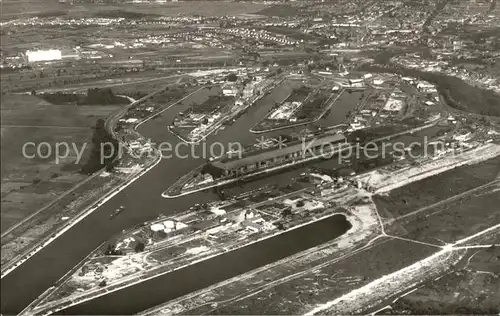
[0,93,119,232]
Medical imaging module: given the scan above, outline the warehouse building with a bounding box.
[207,134,347,178]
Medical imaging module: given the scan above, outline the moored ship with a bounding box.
[24,181,353,316]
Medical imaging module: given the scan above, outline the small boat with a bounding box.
[109,206,125,220]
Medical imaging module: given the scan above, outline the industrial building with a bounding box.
[222,83,238,96]
[25,49,62,63]
[207,134,347,178]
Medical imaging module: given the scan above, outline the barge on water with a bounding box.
[109,206,125,220]
[24,184,353,316]
[163,133,349,198]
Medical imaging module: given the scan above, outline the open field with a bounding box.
[36,71,183,95]
[111,76,190,97]
[0,0,68,20]
[394,183,500,246]
[70,2,268,18]
[1,173,121,267]
[175,237,437,315]
[0,93,119,232]
[374,156,500,220]
[386,247,500,315]
[461,225,500,247]
[256,4,302,17]
[1,0,268,21]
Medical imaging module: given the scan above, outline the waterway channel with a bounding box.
[61,215,351,315]
[0,83,441,314]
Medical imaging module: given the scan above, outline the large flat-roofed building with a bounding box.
[25,49,62,63]
[208,134,346,178]
[222,84,238,96]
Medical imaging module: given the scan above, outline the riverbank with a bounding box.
[0,66,296,314]
[0,82,181,279]
[169,76,285,145]
[48,215,351,315]
[139,186,381,316]
[139,146,500,315]
[24,183,353,315]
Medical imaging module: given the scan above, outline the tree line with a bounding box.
[39,88,129,106]
[80,119,119,175]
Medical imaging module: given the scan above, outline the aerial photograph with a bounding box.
[1,0,499,315]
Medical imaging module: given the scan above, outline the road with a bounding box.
[0,75,463,314]
[0,125,90,129]
[0,74,288,314]
[1,85,170,241]
[27,201,346,315]
[28,122,450,314]
[38,73,185,94]
[0,80,182,278]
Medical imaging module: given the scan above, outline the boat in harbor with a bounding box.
[23,180,353,316]
[109,206,125,220]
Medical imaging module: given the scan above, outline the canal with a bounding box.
[0,81,440,314]
[1,80,348,313]
[60,215,351,315]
